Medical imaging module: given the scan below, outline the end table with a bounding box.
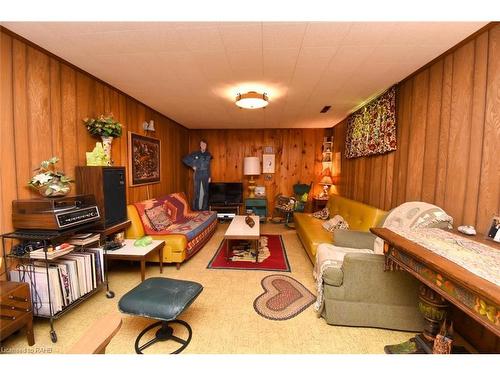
[312,197,328,212]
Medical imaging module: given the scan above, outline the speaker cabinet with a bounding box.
[75,166,127,228]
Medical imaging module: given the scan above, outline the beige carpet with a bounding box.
[1,223,415,354]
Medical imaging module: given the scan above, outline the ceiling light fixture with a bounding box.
[235,91,269,109]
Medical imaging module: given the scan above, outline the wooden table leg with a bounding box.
[384,283,449,354]
[226,239,231,261]
[26,318,35,346]
[140,260,145,281]
[159,245,163,274]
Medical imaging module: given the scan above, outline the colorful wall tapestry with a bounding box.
[128,132,161,186]
[345,85,397,159]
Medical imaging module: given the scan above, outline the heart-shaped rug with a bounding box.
[253,274,316,320]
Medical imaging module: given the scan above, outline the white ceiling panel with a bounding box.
[0,21,487,129]
[219,23,263,51]
[262,22,308,49]
[301,22,352,47]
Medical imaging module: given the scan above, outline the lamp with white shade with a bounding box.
[243,157,260,198]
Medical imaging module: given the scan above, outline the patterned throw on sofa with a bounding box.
[133,192,217,258]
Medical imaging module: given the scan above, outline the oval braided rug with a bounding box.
[253,274,316,321]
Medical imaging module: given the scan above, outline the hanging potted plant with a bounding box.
[28,157,73,197]
[83,114,123,165]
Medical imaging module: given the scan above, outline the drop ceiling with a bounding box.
[1,22,487,129]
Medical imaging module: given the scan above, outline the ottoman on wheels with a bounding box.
[119,277,203,354]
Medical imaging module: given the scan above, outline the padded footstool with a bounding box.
[119,277,203,354]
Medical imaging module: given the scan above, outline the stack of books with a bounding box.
[68,233,101,246]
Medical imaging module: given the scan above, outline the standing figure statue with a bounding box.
[182,139,212,211]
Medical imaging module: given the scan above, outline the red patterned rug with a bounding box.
[253,274,315,320]
[207,234,290,272]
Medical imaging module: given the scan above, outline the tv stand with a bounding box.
[209,203,241,221]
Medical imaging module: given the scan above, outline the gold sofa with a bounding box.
[125,193,217,269]
[294,194,387,263]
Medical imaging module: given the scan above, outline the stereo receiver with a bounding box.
[12,195,100,230]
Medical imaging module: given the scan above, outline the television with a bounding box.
[209,182,243,205]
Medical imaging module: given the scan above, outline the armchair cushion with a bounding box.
[322,267,344,287]
[332,229,377,249]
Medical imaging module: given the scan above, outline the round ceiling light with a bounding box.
[235,91,269,109]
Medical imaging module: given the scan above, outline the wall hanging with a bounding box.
[128,132,161,186]
[345,85,397,159]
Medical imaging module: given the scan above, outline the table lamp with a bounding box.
[318,168,334,198]
[243,157,260,198]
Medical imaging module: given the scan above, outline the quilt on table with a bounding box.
[388,227,500,286]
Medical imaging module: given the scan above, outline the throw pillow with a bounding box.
[322,215,349,232]
[312,206,329,220]
[145,205,172,231]
[411,208,454,229]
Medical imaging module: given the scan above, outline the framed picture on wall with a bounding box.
[487,215,500,243]
[128,131,161,186]
[262,154,275,174]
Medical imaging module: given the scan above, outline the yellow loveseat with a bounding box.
[294,194,387,263]
[125,193,217,269]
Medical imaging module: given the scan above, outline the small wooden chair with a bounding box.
[67,311,122,354]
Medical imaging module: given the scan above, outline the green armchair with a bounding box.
[317,229,424,332]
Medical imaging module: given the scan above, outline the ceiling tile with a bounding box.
[341,22,398,46]
[219,23,263,51]
[262,22,308,49]
[177,25,225,52]
[302,22,352,47]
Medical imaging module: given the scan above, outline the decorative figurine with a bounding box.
[245,215,255,228]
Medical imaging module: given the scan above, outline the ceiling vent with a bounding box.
[320,106,331,113]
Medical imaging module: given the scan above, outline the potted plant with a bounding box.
[83,114,123,164]
[28,157,73,197]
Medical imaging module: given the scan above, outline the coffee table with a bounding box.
[224,215,260,262]
[105,239,164,281]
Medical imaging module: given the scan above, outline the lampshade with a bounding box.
[236,91,269,109]
[319,168,334,185]
[319,175,334,185]
[243,157,260,176]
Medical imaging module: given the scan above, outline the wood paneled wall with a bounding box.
[0,29,190,238]
[187,129,327,212]
[333,24,500,235]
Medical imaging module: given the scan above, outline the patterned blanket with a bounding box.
[389,227,500,286]
[373,201,453,254]
[133,192,217,241]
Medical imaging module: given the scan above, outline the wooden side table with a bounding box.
[0,281,35,346]
[244,197,268,222]
[312,197,328,212]
[105,239,164,281]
